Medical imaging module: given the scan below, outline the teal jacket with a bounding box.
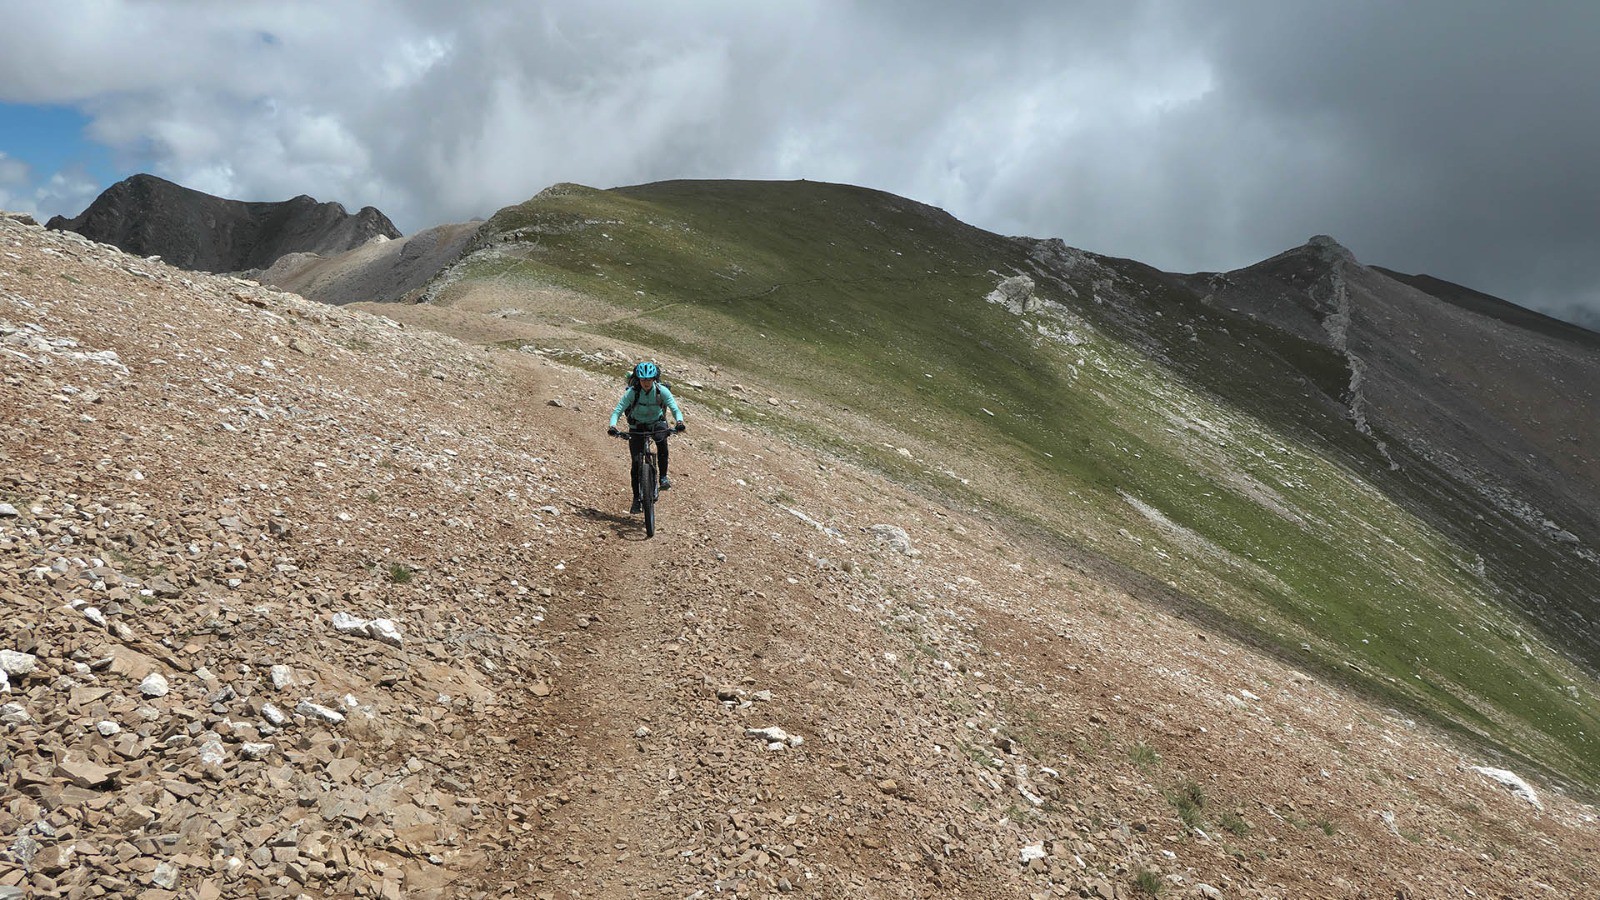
[610,384,683,428]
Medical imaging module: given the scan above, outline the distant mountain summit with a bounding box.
[45,173,400,273]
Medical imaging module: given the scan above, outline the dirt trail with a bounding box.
[505,418,713,896]
[467,403,888,897]
[445,386,1023,898]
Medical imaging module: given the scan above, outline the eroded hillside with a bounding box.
[6,214,1597,899]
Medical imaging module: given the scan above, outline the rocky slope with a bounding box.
[45,175,400,274]
[6,216,1598,899]
[1370,267,1600,352]
[250,222,482,305]
[1195,237,1599,527]
[1179,238,1600,668]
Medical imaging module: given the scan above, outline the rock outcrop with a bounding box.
[249,221,482,305]
[46,174,400,274]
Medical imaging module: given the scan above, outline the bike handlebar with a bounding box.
[612,429,678,438]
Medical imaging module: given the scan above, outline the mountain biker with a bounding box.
[607,361,685,514]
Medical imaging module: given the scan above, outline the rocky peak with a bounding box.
[1230,235,1365,296]
[1246,234,1360,277]
[45,174,400,274]
[532,182,599,201]
[1304,234,1358,263]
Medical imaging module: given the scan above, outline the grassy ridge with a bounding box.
[447,179,1600,791]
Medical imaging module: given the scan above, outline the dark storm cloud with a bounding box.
[1,1,1597,322]
[1185,3,1600,320]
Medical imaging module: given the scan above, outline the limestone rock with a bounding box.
[0,649,38,677]
[1469,766,1543,809]
[139,672,170,697]
[262,703,290,726]
[986,274,1039,314]
[296,699,346,725]
[868,524,919,556]
[199,737,228,767]
[368,618,404,647]
[331,611,371,636]
[331,612,404,646]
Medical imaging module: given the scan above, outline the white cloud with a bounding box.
[0,152,32,213]
[0,1,1598,318]
[0,152,98,221]
[0,152,29,187]
[379,36,453,91]
[11,1,1169,232]
[23,168,101,222]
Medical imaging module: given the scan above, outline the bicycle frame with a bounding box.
[613,428,675,536]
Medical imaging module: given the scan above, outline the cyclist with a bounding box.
[607,361,686,513]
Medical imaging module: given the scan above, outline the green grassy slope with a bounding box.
[434,179,1600,792]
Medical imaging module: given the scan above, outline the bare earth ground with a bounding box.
[2,216,1597,899]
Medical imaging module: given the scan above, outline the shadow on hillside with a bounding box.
[573,505,651,540]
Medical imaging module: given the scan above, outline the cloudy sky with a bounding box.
[2,1,1597,324]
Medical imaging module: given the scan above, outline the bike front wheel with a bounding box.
[642,456,658,537]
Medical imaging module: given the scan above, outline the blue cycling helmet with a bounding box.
[633,361,659,380]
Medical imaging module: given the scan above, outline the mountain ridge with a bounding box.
[44,173,400,274]
[1372,265,1600,350]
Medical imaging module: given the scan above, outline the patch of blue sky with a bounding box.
[0,102,115,182]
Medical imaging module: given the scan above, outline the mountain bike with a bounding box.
[612,428,675,537]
